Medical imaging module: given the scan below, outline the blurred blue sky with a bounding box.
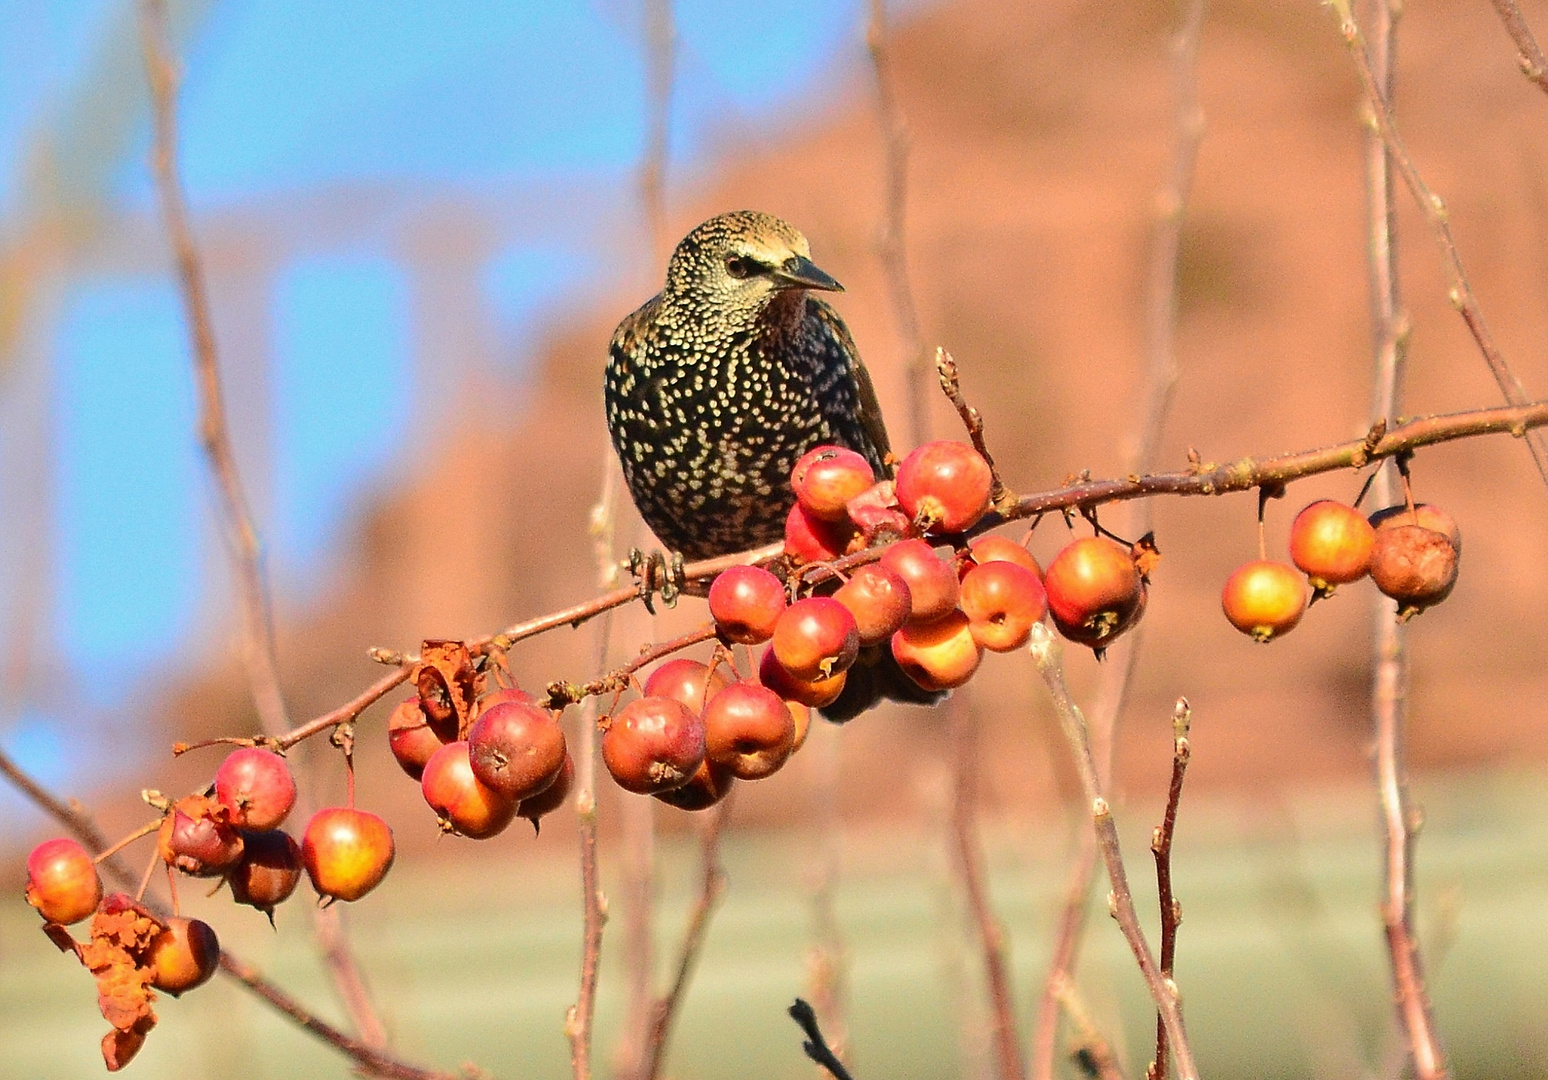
[0,0,923,820]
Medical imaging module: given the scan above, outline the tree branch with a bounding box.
[1328,0,1548,487]
[1147,700,1193,1080]
[1487,0,1548,98]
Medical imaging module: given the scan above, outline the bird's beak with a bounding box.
[771,255,844,292]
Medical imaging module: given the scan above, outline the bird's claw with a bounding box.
[627,547,686,613]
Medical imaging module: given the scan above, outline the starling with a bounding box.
[604,210,891,561]
[605,211,941,719]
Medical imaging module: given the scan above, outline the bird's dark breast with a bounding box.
[605,307,873,561]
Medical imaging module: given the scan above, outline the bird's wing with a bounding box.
[811,298,894,473]
[608,294,663,371]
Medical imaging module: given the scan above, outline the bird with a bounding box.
[604,210,891,562]
[605,211,941,719]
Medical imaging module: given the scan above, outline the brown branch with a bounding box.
[138,0,391,1047]
[949,698,1025,1080]
[790,998,857,1080]
[937,349,1014,512]
[544,622,719,711]
[1033,8,1197,1064]
[1030,625,1198,1080]
[805,720,850,1067]
[1048,976,1128,1080]
[1487,0,1548,98]
[0,743,467,1080]
[1360,4,1449,1077]
[634,793,733,1080]
[139,0,288,735]
[867,0,930,449]
[1328,0,1548,487]
[1147,700,1193,1080]
[638,0,676,263]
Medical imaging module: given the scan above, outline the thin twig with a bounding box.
[139,0,389,1047]
[1328,0,1548,487]
[790,998,857,1080]
[544,622,718,710]
[1487,0,1548,98]
[805,720,850,1068]
[1360,3,1449,1077]
[949,697,1025,1080]
[139,0,288,735]
[866,0,930,449]
[0,743,466,1080]
[1147,699,1193,1080]
[620,6,675,1065]
[1049,975,1129,1080]
[567,455,623,1080]
[636,793,733,1080]
[1034,6,1203,1067]
[937,349,1014,512]
[1030,624,1198,1080]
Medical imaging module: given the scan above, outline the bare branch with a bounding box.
[867,0,930,448]
[1030,624,1198,1080]
[1487,0,1548,98]
[790,997,857,1080]
[949,698,1025,1080]
[1328,0,1548,487]
[634,794,733,1080]
[1360,3,1449,1076]
[1147,700,1193,1080]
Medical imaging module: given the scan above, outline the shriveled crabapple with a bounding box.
[1221,560,1307,642]
[158,799,244,877]
[833,563,913,646]
[959,560,1047,652]
[301,807,395,903]
[228,829,303,916]
[1370,520,1459,618]
[388,696,446,781]
[643,658,731,715]
[792,445,875,521]
[422,741,518,839]
[214,747,297,831]
[845,479,912,543]
[147,917,220,996]
[1369,502,1462,552]
[25,838,102,925]
[466,701,567,803]
[891,609,984,691]
[1043,537,1147,648]
[772,596,860,681]
[703,681,796,780]
[784,502,856,565]
[895,440,994,533]
[708,565,788,645]
[602,696,707,795]
[880,539,960,625]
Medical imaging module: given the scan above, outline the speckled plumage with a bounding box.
[605,210,891,560]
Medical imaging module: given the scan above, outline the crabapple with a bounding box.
[422,741,517,839]
[892,610,984,691]
[708,565,787,645]
[895,441,993,533]
[388,696,445,781]
[643,658,730,715]
[833,563,913,646]
[703,681,796,780]
[784,502,855,565]
[758,647,847,708]
[1044,537,1146,647]
[792,445,875,521]
[602,696,707,795]
[772,597,860,681]
[25,838,102,925]
[1289,499,1374,596]
[214,747,297,832]
[880,539,960,625]
[1221,560,1307,642]
[302,807,395,902]
[147,917,220,996]
[228,829,303,915]
[959,560,1047,652]
[466,701,567,803]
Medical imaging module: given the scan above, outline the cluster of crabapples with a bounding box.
[1221,497,1462,642]
[23,744,393,1068]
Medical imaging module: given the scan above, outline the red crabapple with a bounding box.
[301,807,395,902]
[602,696,707,795]
[1221,560,1308,642]
[793,445,875,521]
[880,539,960,625]
[25,838,102,925]
[959,560,1047,652]
[703,681,796,780]
[772,597,860,681]
[422,741,518,839]
[466,701,567,803]
[147,917,220,996]
[214,747,297,831]
[833,563,913,646]
[892,610,983,691]
[895,441,993,533]
[1043,537,1146,647]
[708,565,787,644]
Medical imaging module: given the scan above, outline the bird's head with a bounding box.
[663,211,843,314]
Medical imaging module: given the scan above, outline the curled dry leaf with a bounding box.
[415,640,478,740]
[72,894,165,1070]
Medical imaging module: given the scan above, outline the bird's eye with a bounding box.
[725,256,755,279]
